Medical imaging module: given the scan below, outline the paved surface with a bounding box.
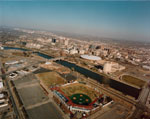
[95,105,128,119]
[13,74,38,86]
[12,72,64,119]
[17,85,49,107]
[27,102,62,119]
[0,59,20,119]
[88,103,129,119]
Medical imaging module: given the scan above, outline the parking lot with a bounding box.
[17,85,48,107]
[27,102,62,119]
[12,73,64,119]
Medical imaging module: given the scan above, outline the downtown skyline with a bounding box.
[0,1,150,42]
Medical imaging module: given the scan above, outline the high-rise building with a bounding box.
[103,63,112,74]
[52,38,56,43]
[64,39,69,46]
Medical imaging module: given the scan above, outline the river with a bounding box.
[3,46,141,99]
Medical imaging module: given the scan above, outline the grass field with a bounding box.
[122,75,146,88]
[36,71,66,87]
[60,83,99,101]
[70,93,92,105]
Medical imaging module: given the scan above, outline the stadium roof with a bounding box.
[81,55,101,61]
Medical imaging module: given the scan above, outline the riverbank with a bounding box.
[2,46,141,99]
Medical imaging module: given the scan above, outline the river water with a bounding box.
[3,46,141,99]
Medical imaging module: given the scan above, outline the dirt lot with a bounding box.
[36,71,66,87]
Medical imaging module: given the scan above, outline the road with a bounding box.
[0,58,20,119]
[0,59,43,119]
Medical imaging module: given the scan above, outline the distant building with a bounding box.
[89,45,95,49]
[5,60,19,65]
[79,50,85,55]
[37,38,43,42]
[70,49,78,54]
[21,42,27,46]
[47,38,52,42]
[96,46,101,49]
[26,43,42,49]
[80,55,101,61]
[103,63,112,74]
[142,65,150,70]
[52,38,56,43]
[103,62,125,74]
[0,46,4,50]
[0,82,4,90]
[64,39,69,46]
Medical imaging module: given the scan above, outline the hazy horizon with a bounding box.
[0,1,150,42]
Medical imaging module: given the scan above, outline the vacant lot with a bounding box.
[122,75,146,88]
[36,72,66,87]
[60,83,99,101]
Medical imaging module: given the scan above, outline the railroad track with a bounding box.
[86,78,137,106]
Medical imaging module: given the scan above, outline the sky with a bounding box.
[0,1,150,42]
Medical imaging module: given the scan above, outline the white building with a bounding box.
[103,63,112,74]
[70,49,78,54]
[103,62,125,74]
[48,38,52,42]
[81,55,101,61]
[5,60,19,65]
[64,39,69,46]
[79,50,85,55]
[0,44,3,50]
[142,65,150,70]
[26,43,42,49]
[0,82,4,89]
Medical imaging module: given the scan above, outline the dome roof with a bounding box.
[81,55,101,61]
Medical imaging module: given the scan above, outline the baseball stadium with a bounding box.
[51,82,112,117]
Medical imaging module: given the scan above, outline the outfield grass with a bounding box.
[36,72,66,87]
[122,75,145,88]
[61,83,99,101]
[70,93,92,105]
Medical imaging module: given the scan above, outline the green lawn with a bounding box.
[70,93,92,105]
[61,83,99,101]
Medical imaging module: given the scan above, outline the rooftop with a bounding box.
[81,55,101,61]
